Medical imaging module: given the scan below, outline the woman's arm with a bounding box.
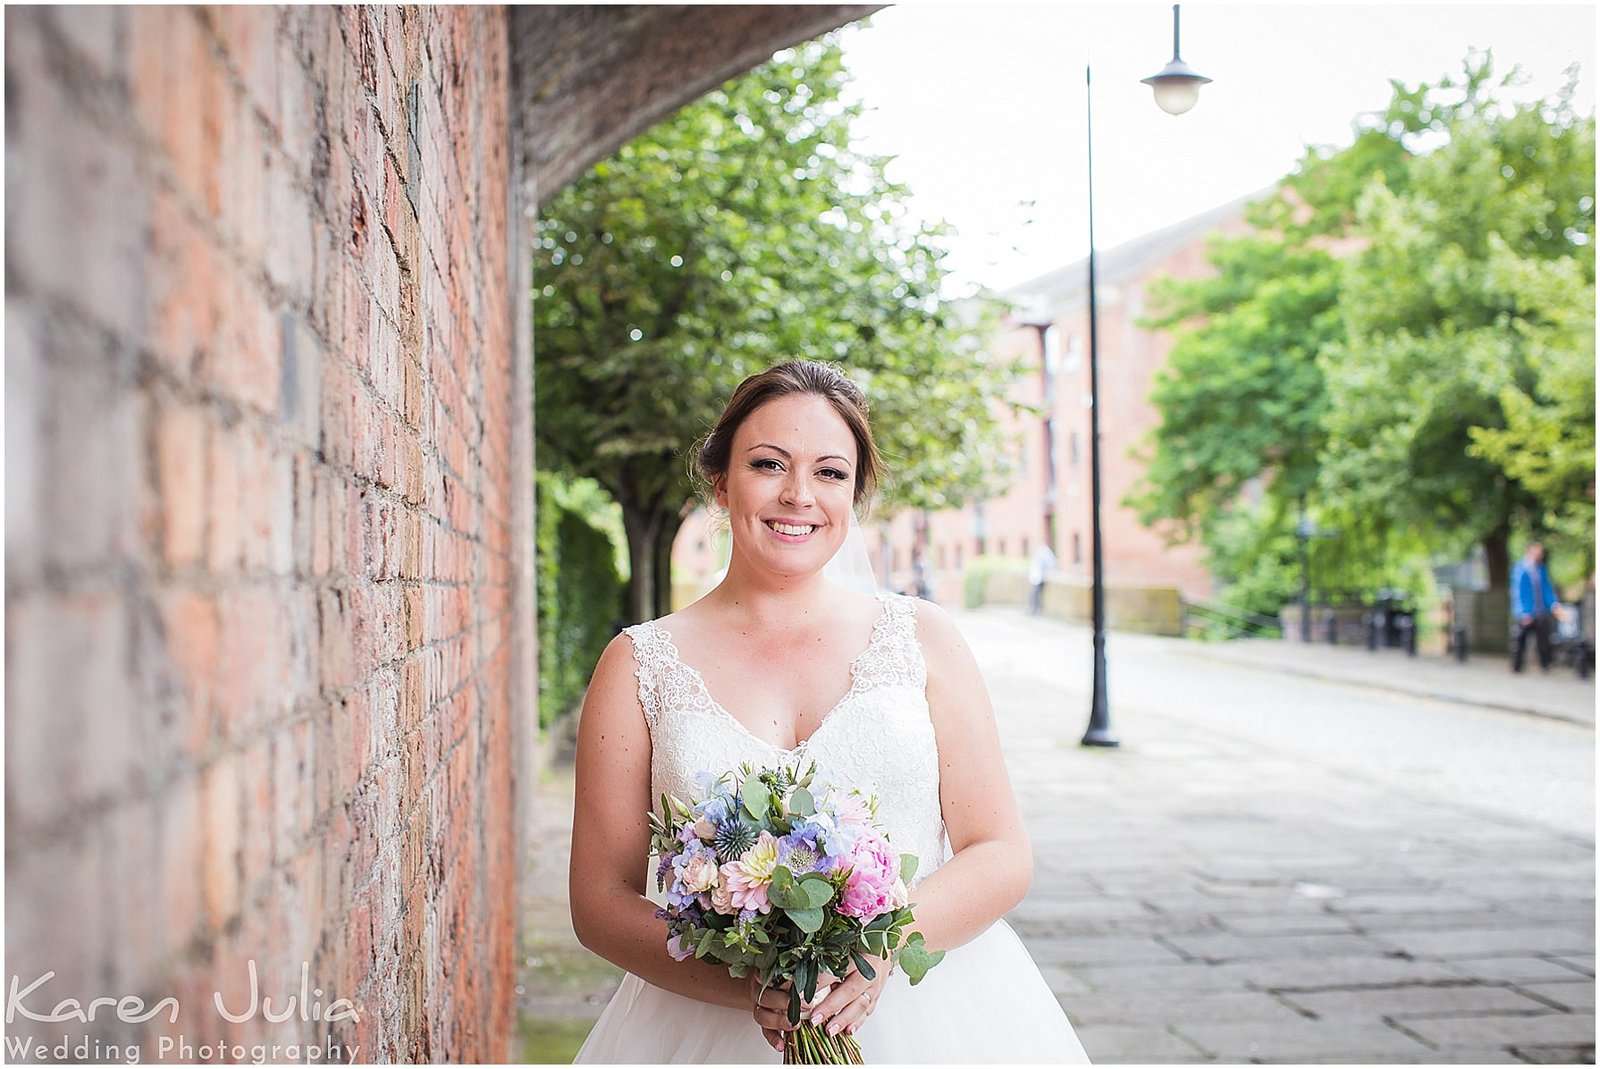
[567,632,756,1011]
[898,599,1034,951]
[808,601,1033,1037]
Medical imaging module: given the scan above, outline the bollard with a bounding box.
[1402,616,1417,657]
[1452,625,1469,663]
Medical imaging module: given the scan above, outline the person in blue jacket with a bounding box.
[1510,540,1561,673]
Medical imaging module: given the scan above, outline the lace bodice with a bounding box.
[625,592,948,887]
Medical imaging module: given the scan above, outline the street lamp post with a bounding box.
[1081,5,1210,749]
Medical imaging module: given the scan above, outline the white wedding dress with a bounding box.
[574,592,1090,1063]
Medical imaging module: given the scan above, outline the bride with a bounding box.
[568,361,1090,1062]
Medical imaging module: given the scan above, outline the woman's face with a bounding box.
[714,393,858,580]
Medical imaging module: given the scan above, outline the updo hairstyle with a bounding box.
[694,360,882,511]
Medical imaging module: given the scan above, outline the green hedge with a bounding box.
[536,473,625,731]
[963,554,1029,608]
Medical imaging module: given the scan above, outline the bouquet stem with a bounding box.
[783,1022,863,1065]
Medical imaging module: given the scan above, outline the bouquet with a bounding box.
[648,761,944,1064]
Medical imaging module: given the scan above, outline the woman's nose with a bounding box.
[780,471,815,506]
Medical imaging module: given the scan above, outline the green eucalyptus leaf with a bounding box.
[896,932,945,985]
[784,907,825,934]
[789,787,815,817]
[899,853,919,886]
[796,875,834,909]
[741,778,772,819]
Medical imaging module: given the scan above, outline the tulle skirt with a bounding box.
[573,918,1090,1063]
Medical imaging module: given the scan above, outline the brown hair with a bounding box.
[695,361,882,509]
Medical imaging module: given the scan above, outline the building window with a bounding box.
[1069,431,1080,467]
[955,545,964,568]
[1022,536,1030,556]
[998,538,1007,557]
[937,545,947,569]
[1072,532,1082,564]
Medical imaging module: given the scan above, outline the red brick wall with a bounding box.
[6,7,528,1062]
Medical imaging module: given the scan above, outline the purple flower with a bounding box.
[777,827,827,876]
[666,933,693,962]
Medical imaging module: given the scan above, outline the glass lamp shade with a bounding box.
[1141,59,1212,115]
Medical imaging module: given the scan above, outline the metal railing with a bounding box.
[1180,598,1283,641]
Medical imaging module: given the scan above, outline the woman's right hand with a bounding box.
[751,976,803,1053]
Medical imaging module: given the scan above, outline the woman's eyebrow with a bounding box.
[744,443,852,465]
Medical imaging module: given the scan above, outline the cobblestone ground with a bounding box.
[516,607,1595,1064]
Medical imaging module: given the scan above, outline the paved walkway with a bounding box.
[516,607,1595,1064]
[1173,631,1594,727]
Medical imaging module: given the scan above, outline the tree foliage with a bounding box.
[1321,60,1595,584]
[1131,51,1595,609]
[534,35,1016,620]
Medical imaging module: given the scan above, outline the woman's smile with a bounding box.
[716,393,857,575]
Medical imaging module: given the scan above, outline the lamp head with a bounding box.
[1142,58,1212,115]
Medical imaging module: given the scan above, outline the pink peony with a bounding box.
[835,833,900,919]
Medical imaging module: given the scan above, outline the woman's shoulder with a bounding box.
[902,594,961,644]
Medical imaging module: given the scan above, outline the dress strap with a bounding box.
[623,621,673,728]
[851,593,927,693]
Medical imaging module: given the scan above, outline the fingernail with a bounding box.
[827,1020,841,1037]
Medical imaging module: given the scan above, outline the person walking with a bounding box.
[1027,543,1057,617]
[1510,540,1560,673]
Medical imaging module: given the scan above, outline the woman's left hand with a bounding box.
[807,956,892,1038]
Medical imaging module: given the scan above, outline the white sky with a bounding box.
[834,3,1597,296]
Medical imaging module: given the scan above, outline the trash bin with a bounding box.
[1366,588,1418,656]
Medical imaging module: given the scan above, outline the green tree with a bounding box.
[534,35,1015,620]
[1320,60,1595,586]
[1127,88,1420,603]
[1132,52,1594,611]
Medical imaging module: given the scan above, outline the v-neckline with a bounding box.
[655,593,893,755]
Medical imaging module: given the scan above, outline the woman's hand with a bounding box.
[806,956,892,1039]
[751,975,799,1053]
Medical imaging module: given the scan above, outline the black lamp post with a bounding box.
[1081,5,1210,749]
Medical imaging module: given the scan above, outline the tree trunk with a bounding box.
[619,500,689,622]
[1483,519,1511,589]
[621,502,664,625]
[655,513,685,619]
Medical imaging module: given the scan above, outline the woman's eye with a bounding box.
[819,468,849,481]
[751,459,783,472]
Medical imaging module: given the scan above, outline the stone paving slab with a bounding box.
[1216,912,1364,936]
[1062,989,1306,1026]
[1064,1024,1210,1063]
[1518,981,1597,1012]
[1211,955,1474,991]
[1399,1012,1597,1050]
[1515,1046,1600,1064]
[1161,930,1396,963]
[1454,955,1598,985]
[1172,1017,1438,1061]
[1371,924,1595,959]
[1281,981,1559,1019]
